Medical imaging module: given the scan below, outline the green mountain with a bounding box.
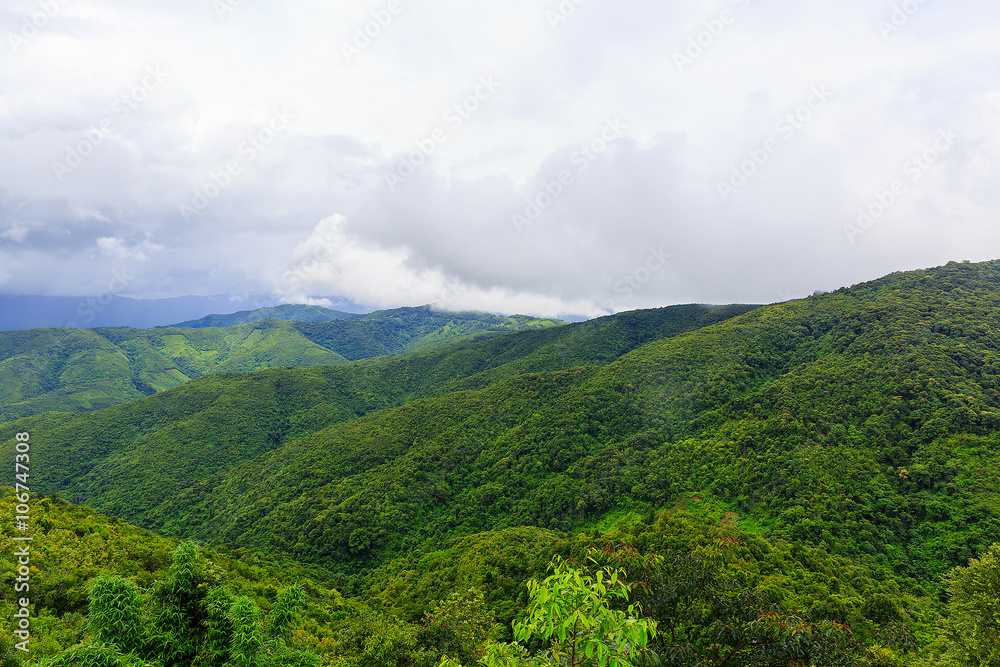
[8,259,1000,662]
[170,303,359,327]
[287,305,571,360]
[5,260,998,597]
[0,307,571,422]
[0,303,755,532]
[0,322,348,422]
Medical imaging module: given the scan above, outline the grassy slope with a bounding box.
[0,328,144,417]
[0,321,348,422]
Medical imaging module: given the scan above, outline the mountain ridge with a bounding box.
[4,260,995,588]
[5,261,1000,663]
[0,307,576,421]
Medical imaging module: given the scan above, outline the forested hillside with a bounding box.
[5,260,1000,664]
[170,303,358,327]
[2,490,995,665]
[10,261,996,591]
[0,306,572,422]
[0,304,753,528]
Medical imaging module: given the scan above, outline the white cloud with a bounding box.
[0,223,29,243]
[95,236,162,261]
[0,0,998,313]
[273,214,605,316]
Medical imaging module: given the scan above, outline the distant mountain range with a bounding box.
[0,305,573,421]
[170,303,361,327]
[0,301,757,537]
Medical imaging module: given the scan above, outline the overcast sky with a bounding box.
[0,0,998,317]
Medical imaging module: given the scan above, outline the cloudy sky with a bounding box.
[0,0,998,317]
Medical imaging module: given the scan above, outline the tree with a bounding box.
[147,540,216,666]
[944,542,1000,666]
[228,596,263,667]
[88,575,144,655]
[590,539,866,666]
[486,553,657,667]
[334,606,418,667]
[417,588,499,666]
[33,542,319,667]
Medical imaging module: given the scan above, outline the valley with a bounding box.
[2,262,1000,665]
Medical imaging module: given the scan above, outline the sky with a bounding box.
[0,0,998,318]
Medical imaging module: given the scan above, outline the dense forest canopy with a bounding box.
[3,259,1000,665]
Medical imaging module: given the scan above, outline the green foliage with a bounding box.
[28,541,322,667]
[147,540,212,665]
[228,596,263,667]
[511,554,656,667]
[943,543,1000,666]
[0,496,339,663]
[415,588,498,667]
[367,527,559,628]
[31,642,155,667]
[268,585,307,641]
[88,576,143,654]
[198,585,237,667]
[0,641,22,667]
[590,539,867,666]
[15,260,1000,661]
[332,608,418,667]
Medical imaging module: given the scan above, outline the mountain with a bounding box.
[0,303,755,528]
[0,321,349,422]
[170,303,360,327]
[286,305,571,359]
[4,260,998,599]
[0,307,573,422]
[9,260,1000,661]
